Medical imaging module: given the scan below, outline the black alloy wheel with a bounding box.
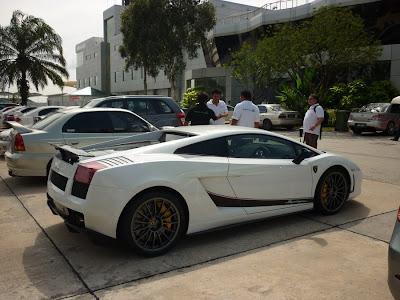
[314,168,349,215]
[385,122,396,136]
[263,119,273,131]
[120,191,186,256]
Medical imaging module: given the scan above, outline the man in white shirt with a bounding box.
[207,89,228,125]
[303,94,324,148]
[231,90,260,128]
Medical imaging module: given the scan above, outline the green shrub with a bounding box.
[181,86,203,109]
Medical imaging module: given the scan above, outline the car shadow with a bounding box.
[20,199,372,298]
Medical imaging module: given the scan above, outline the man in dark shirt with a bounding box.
[184,92,217,125]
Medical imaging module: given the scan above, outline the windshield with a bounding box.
[32,112,64,130]
[358,103,389,113]
[270,105,288,112]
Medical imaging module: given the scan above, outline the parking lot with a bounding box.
[0,128,399,299]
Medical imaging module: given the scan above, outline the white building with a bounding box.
[75,0,400,105]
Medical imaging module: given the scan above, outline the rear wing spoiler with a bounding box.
[51,144,94,164]
[7,121,33,134]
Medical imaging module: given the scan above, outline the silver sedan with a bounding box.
[5,108,157,177]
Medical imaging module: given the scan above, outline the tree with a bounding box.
[120,0,164,94]
[0,11,69,106]
[181,86,203,108]
[120,0,215,99]
[258,5,382,101]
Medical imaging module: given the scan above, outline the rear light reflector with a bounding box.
[73,161,107,185]
[14,134,25,151]
[177,112,185,125]
[278,114,287,119]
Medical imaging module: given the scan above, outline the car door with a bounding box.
[108,111,152,138]
[226,134,314,214]
[174,137,246,216]
[62,111,114,147]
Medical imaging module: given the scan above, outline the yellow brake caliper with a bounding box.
[157,201,172,230]
[322,183,329,206]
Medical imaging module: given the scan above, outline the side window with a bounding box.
[38,108,59,116]
[155,100,173,114]
[258,106,267,113]
[391,104,400,114]
[126,99,147,116]
[227,134,297,159]
[108,111,150,133]
[174,137,228,157]
[98,100,125,109]
[62,112,112,133]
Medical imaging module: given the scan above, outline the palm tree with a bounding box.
[0,10,69,105]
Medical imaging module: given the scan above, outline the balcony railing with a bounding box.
[218,0,314,24]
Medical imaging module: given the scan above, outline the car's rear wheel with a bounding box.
[385,121,396,136]
[120,191,186,256]
[314,168,349,215]
[263,119,273,130]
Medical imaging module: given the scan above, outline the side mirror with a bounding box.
[292,148,310,164]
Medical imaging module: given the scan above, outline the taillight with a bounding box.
[177,112,185,125]
[14,134,25,151]
[278,114,287,119]
[371,114,382,120]
[16,117,21,122]
[6,116,14,121]
[348,114,353,120]
[73,161,107,185]
[397,206,400,222]
[297,114,302,119]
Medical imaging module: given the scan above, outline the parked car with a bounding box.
[0,106,19,123]
[5,108,157,177]
[226,105,234,123]
[0,103,20,110]
[2,106,37,127]
[81,95,185,128]
[257,104,302,130]
[389,206,400,299]
[47,125,362,256]
[0,128,13,155]
[16,106,65,127]
[347,102,400,135]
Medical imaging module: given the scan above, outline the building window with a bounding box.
[94,76,98,86]
[131,69,137,80]
[84,78,87,87]
[140,68,144,79]
[94,52,98,58]
[77,51,83,67]
[114,71,119,82]
[88,77,91,86]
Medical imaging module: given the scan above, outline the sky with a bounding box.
[0,0,284,99]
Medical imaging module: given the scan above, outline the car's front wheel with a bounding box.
[314,168,349,215]
[120,190,187,256]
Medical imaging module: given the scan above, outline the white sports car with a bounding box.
[47,126,362,256]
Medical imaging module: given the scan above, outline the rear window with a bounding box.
[358,103,389,113]
[32,112,65,130]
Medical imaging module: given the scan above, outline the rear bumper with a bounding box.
[348,120,387,131]
[5,151,51,176]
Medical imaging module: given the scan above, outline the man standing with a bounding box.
[207,89,228,125]
[231,90,260,128]
[303,94,324,148]
[184,92,217,125]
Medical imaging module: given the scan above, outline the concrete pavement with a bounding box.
[0,130,398,299]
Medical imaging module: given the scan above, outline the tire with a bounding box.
[385,122,396,136]
[263,119,273,131]
[314,168,349,215]
[120,190,187,257]
[352,128,362,135]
